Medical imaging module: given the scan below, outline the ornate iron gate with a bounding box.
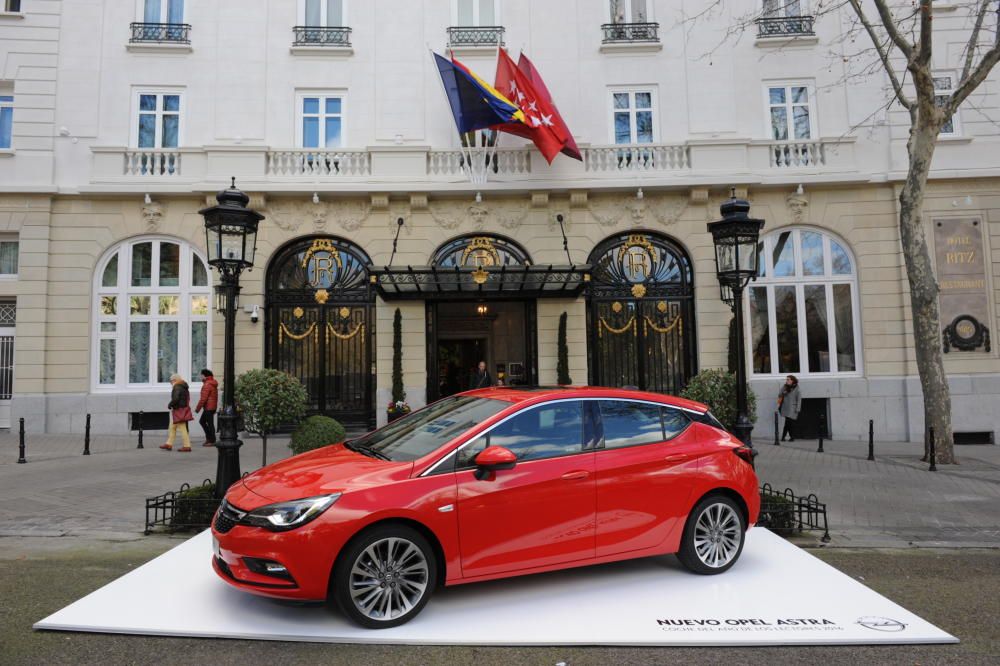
[588,232,695,393]
[266,237,374,428]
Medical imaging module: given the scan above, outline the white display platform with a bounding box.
[35,529,956,646]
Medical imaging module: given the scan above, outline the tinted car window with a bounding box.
[662,406,690,439]
[600,400,664,449]
[351,396,507,462]
[457,401,585,466]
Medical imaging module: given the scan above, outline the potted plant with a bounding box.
[388,308,410,422]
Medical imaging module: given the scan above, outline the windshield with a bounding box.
[350,396,508,462]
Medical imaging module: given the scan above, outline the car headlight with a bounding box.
[240,494,340,532]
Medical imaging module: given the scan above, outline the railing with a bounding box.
[601,22,660,43]
[756,15,815,38]
[145,479,219,534]
[292,25,352,47]
[447,26,505,47]
[427,148,531,179]
[767,140,826,167]
[758,483,830,542]
[123,149,181,176]
[584,144,689,172]
[129,22,191,44]
[266,149,371,176]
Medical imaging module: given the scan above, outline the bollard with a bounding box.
[817,411,826,453]
[774,411,780,446]
[17,417,26,463]
[929,427,937,472]
[137,410,144,449]
[867,419,875,462]
[83,413,91,455]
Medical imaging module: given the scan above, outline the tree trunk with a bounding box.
[899,123,956,464]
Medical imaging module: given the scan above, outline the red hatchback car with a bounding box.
[211,387,759,628]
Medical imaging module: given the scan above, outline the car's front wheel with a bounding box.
[331,524,437,629]
[676,494,746,575]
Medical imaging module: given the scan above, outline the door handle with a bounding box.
[665,454,690,464]
[561,470,590,481]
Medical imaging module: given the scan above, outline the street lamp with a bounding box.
[199,178,264,499]
[707,193,764,447]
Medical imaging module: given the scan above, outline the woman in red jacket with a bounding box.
[196,368,219,447]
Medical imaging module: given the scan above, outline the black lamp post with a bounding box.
[199,178,264,499]
[707,193,764,447]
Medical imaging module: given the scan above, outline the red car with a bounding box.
[211,387,760,628]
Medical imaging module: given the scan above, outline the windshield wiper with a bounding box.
[345,441,391,461]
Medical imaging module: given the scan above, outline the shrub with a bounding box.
[680,368,757,432]
[557,312,572,385]
[290,415,346,455]
[236,368,309,465]
[169,481,219,531]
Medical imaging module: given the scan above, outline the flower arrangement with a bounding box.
[387,399,411,421]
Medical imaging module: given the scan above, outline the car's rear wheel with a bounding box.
[331,524,437,629]
[676,495,746,575]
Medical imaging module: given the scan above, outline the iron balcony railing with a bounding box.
[447,26,505,47]
[601,22,660,43]
[756,15,816,38]
[292,25,352,47]
[129,22,191,44]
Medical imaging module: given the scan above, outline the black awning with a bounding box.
[370,264,592,301]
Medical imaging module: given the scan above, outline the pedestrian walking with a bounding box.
[160,374,193,452]
[195,368,218,447]
[777,374,801,442]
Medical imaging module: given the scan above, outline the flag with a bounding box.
[493,48,567,163]
[432,52,525,135]
[516,53,582,161]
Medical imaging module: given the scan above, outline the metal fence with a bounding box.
[129,22,192,44]
[758,483,830,542]
[144,479,220,534]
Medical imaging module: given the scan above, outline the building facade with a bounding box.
[1,0,998,443]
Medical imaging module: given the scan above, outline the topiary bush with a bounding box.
[680,368,757,432]
[290,415,346,455]
[235,368,309,465]
[557,311,572,385]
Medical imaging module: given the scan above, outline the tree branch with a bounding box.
[915,0,933,67]
[871,0,916,60]
[848,0,914,109]
[961,0,993,83]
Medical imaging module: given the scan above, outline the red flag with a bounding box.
[493,49,568,164]
[516,53,582,161]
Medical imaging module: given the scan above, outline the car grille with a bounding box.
[214,499,245,534]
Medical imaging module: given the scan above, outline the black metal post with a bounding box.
[83,413,91,455]
[214,271,243,499]
[929,426,937,472]
[774,411,780,446]
[867,419,875,461]
[17,417,25,464]
[731,284,753,447]
[137,410,144,449]
[817,411,826,453]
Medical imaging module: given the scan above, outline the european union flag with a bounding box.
[433,52,525,134]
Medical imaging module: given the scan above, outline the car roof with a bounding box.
[460,386,709,413]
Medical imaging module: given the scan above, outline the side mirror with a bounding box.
[473,445,517,480]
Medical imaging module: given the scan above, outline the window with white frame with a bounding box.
[94,238,211,390]
[4,1,22,13]
[0,238,17,275]
[135,92,181,148]
[610,0,649,23]
[298,93,343,148]
[0,90,11,150]
[762,0,804,17]
[611,89,656,144]
[302,0,344,26]
[455,0,497,26]
[748,228,860,376]
[933,73,960,136]
[141,0,184,23]
[766,83,815,140]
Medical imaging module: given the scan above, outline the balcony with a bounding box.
[447,26,504,49]
[756,15,816,38]
[129,22,191,44]
[584,144,688,172]
[765,140,827,168]
[601,22,659,43]
[267,149,370,177]
[292,26,352,47]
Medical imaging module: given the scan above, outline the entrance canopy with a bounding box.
[371,264,591,300]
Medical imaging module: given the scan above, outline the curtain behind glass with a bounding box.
[144,0,160,23]
[0,242,17,274]
[167,0,183,23]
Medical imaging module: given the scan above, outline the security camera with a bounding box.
[250,304,260,324]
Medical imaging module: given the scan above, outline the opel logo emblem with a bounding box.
[856,616,907,632]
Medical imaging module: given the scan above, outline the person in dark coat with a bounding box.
[160,374,193,452]
[196,368,218,447]
[778,375,801,441]
[470,360,492,389]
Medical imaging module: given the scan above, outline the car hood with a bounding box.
[227,443,414,508]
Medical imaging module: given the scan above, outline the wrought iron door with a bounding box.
[266,236,374,428]
[588,232,696,394]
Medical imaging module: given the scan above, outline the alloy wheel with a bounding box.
[348,536,430,622]
[692,502,742,569]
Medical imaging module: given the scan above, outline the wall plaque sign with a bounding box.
[933,218,991,353]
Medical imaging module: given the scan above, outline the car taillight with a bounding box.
[733,445,758,467]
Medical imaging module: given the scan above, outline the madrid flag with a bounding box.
[494,49,579,163]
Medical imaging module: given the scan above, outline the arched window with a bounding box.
[94,237,211,390]
[431,234,531,268]
[748,228,860,376]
